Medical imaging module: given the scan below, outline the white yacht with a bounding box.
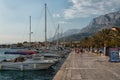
[0,52,54,70]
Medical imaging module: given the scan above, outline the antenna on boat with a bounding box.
[45,3,47,48]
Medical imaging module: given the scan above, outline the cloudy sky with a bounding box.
[0,0,120,44]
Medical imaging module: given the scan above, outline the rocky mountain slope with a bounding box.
[63,11,120,41]
[80,11,120,34]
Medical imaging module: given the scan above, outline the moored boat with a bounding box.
[42,53,61,63]
[0,51,54,70]
[0,59,54,70]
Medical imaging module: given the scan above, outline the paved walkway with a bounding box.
[53,51,120,80]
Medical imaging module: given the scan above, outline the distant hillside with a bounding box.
[63,11,120,41]
[63,29,80,37]
[49,29,80,41]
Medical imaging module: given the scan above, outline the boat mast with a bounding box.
[45,3,47,48]
[29,16,31,48]
[57,24,59,47]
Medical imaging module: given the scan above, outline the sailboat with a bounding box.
[0,4,55,70]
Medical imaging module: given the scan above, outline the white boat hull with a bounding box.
[0,60,54,70]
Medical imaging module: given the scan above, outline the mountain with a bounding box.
[63,29,80,37]
[49,29,80,41]
[80,11,120,34]
[63,11,120,41]
[49,11,120,41]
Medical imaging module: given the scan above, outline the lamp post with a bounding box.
[103,43,107,56]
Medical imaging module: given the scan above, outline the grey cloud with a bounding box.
[64,0,120,19]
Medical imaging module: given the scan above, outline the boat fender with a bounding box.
[34,64,36,69]
[0,64,2,69]
[20,64,23,71]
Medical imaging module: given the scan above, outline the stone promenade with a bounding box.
[53,51,120,80]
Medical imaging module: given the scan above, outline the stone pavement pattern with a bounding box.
[53,51,120,80]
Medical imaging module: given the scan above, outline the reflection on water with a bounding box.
[0,70,54,80]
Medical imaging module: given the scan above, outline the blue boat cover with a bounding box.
[4,50,37,55]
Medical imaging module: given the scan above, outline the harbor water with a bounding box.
[0,48,68,80]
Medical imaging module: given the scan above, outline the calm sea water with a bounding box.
[0,48,66,80]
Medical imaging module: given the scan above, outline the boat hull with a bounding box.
[0,61,54,70]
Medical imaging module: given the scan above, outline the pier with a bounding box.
[53,51,120,80]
